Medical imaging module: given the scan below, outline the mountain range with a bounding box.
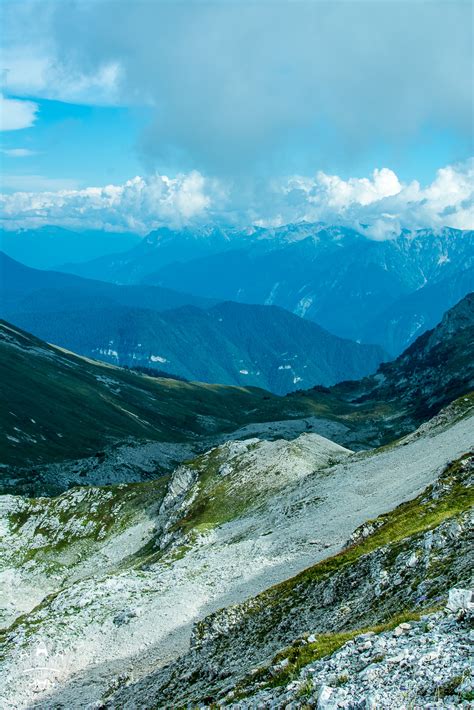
[0,226,141,270]
[1,253,387,394]
[0,293,472,708]
[2,292,472,491]
[59,223,474,355]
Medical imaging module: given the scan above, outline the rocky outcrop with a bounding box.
[230,594,474,708]
[106,454,474,708]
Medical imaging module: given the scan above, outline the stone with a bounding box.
[317,684,334,707]
[446,587,473,614]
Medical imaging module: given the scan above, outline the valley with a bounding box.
[0,289,472,708]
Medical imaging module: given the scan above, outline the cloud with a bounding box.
[0,171,222,231]
[0,94,38,131]
[1,148,37,157]
[1,161,472,235]
[1,1,472,173]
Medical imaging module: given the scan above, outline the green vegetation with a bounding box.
[4,476,169,572]
[0,320,317,471]
[170,443,266,538]
[231,607,440,699]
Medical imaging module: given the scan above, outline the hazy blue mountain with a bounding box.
[58,223,474,352]
[57,225,242,283]
[0,252,214,314]
[0,227,141,270]
[145,226,474,350]
[6,300,387,395]
[360,266,474,354]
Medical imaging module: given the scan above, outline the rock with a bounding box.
[364,693,378,709]
[308,634,317,643]
[317,684,334,707]
[113,609,137,626]
[446,587,473,614]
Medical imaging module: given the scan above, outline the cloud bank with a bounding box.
[2,1,472,174]
[1,161,472,236]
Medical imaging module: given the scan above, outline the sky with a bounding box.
[0,0,473,235]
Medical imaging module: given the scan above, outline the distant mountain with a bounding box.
[145,225,474,352]
[359,266,474,355]
[0,251,214,314]
[0,226,141,270]
[331,292,474,424]
[58,225,242,283]
[6,300,388,395]
[0,319,312,474]
[58,223,474,354]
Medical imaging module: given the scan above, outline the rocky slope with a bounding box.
[0,396,472,708]
[106,446,474,708]
[225,594,474,708]
[329,291,474,427]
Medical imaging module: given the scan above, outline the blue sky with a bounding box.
[0,0,472,233]
[1,98,148,191]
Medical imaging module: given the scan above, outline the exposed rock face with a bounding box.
[229,600,474,708]
[106,454,474,709]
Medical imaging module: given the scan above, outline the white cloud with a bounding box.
[0,161,472,235]
[0,94,38,131]
[0,171,221,232]
[1,148,36,157]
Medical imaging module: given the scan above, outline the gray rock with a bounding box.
[446,587,473,614]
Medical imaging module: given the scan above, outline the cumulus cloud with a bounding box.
[0,171,223,232]
[1,161,472,236]
[0,94,38,131]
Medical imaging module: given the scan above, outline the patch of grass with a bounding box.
[296,678,314,698]
[170,445,264,537]
[232,606,439,699]
[437,674,465,699]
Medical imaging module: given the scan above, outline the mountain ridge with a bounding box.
[1,253,388,395]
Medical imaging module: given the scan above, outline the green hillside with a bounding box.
[0,320,314,469]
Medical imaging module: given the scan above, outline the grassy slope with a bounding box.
[0,321,318,468]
